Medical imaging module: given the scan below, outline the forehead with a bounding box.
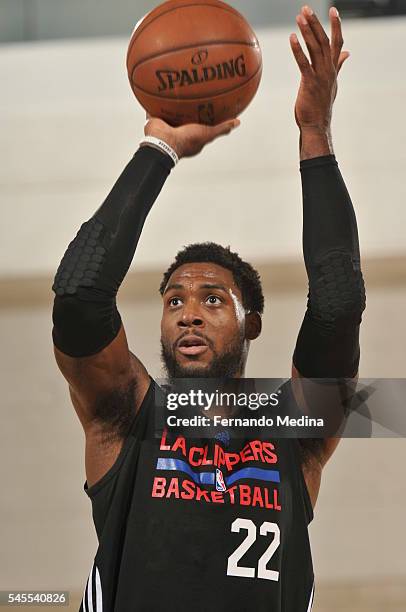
[166,262,240,294]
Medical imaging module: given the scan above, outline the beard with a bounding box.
[161,333,245,381]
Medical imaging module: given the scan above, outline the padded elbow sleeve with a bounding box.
[307,249,366,327]
[293,156,366,378]
[52,295,122,358]
[293,250,365,378]
[52,216,121,357]
[52,146,173,357]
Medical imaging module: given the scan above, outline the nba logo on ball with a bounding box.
[216,469,227,492]
[126,0,262,126]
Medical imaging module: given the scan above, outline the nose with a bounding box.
[178,303,204,328]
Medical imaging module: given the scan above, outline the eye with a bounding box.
[168,297,183,307]
[206,295,222,305]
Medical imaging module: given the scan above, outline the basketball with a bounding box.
[126,0,262,126]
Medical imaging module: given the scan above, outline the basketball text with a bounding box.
[156,54,247,92]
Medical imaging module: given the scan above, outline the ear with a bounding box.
[245,312,262,341]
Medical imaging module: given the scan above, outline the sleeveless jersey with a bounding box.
[79,379,315,612]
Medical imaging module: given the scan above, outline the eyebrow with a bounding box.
[163,283,184,295]
[200,283,228,292]
[163,282,229,295]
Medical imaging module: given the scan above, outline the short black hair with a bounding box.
[159,242,264,314]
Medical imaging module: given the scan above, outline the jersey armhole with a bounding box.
[294,439,314,525]
[83,377,155,499]
[281,379,315,525]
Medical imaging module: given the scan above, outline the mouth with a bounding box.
[177,335,209,357]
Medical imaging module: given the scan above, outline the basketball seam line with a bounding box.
[131,60,262,102]
[129,40,260,77]
[127,2,258,62]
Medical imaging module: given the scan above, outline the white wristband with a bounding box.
[140,136,179,166]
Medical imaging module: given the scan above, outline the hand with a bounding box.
[290,6,350,134]
[144,116,240,160]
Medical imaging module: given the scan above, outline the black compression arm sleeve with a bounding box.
[52,146,174,357]
[293,155,366,378]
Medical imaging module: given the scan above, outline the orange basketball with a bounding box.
[126,0,262,126]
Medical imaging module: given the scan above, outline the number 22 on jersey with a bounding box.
[227,518,280,581]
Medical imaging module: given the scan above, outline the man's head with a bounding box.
[159,243,264,379]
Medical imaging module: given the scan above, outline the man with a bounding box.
[52,6,365,611]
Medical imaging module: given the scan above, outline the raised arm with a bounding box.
[289,7,366,474]
[52,117,239,486]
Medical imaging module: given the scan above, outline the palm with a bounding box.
[144,116,239,159]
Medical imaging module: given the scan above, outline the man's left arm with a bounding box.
[289,6,366,470]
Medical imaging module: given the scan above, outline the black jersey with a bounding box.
[79,379,314,612]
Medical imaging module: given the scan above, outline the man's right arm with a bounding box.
[52,118,240,486]
[52,145,173,485]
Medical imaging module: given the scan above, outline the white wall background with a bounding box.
[1,17,406,280]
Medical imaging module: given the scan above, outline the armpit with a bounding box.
[297,438,325,467]
[92,379,138,444]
